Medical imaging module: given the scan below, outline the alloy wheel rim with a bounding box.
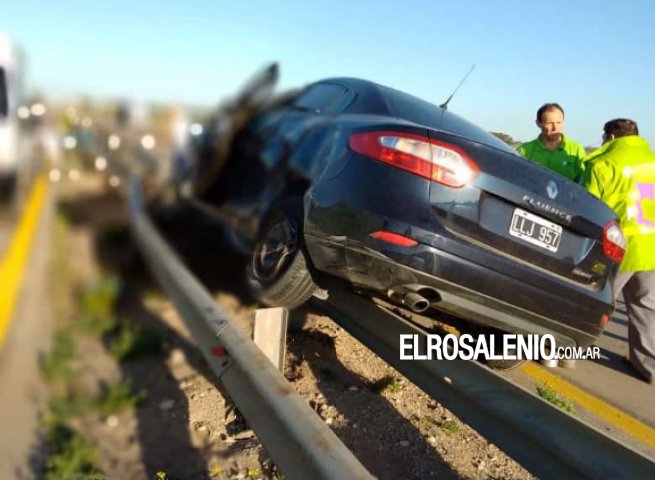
[252,215,299,283]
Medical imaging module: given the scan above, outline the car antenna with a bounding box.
[439,64,476,110]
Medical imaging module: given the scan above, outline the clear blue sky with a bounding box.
[3,0,655,146]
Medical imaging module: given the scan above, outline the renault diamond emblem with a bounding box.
[546,180,559,199]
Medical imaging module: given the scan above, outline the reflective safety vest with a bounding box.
[582,135,655,272]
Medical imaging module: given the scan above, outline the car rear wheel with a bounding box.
[478,330,528,371]
[247,198,317,308]
[486,357,527,371]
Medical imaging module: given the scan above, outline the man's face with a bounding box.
[537,108,564,142]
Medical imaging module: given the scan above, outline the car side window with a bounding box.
[294,83,345,114]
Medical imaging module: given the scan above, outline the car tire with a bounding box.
[486,358,527,370]
[478,330,528,371]
[247,198,317,309]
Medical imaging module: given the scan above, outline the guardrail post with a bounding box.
[253,307,288,372]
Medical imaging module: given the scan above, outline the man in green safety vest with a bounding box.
[518,103,587,182]
[582,118,655,385]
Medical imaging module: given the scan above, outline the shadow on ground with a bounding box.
[284,309,464,480]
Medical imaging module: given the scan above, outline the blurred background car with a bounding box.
[0,34,26,203]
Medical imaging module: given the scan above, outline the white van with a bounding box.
[0,34,25,200]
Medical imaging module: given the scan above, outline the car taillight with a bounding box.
[603,220,626,263]
[370,231,418,246]
[349,131,478,188]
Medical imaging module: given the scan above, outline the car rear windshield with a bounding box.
[377,84,518,155]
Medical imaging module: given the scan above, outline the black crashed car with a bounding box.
[186,64,625,361]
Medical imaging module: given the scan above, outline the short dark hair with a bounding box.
[604,118,639,138]
[536,103,564,122]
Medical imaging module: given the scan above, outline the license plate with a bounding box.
[509,208,562,252]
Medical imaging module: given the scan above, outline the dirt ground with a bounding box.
[49,174,535,480]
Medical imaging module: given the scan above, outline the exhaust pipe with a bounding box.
[386,286,440,313]
[403,292,430,313]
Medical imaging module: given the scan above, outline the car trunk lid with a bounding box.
[427,130,619,288]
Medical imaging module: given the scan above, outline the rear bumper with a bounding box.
[304,233,611,348]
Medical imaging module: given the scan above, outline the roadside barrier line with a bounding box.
[522,362,655,450]
[0,177,48,349]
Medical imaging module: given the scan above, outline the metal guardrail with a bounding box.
[127,177,373,480]
[312,286,655,480]
[126,156,655,479]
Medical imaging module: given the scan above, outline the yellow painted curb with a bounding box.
[522,362,655,450]
[0,177,48,348]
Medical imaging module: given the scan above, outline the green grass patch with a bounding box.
[43,205,108,478]
[48,395,89,422]
[51,213,76,326]
[440,419,460,435]
[143,288,165,304]
[421,416,438,427]
[536,383,576,414]
[109,322,165,360]
[77,313,119,336]
[77,274,121,334]
[93,381,145,416]
[43,416,104,480]
[246,467,261,478]
[42,330,77,382]
[154,471,187,480]
[40,382,142,479]
[369,375,403,394]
